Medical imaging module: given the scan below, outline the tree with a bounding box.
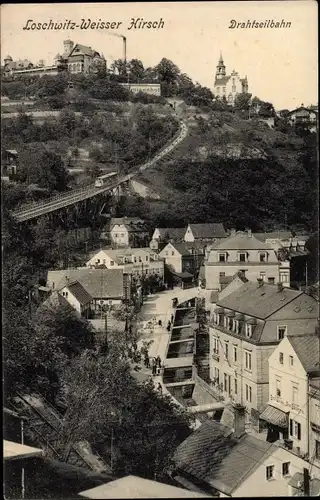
[155,58,180,85]
[234,92,252,110]
[128,59,145,81]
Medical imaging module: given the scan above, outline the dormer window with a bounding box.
[277,325,287,340]
[218,253,227,262]
[245,318,256,338]
[259,252,267,263]
[245,324,252,337]
[238,252,247,262]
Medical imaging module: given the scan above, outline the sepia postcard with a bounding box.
[2,1,319,499]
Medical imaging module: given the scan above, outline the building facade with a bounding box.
[158,242,201,275]
[205,230,287,291]
[106,217,149,248]
[213,54,249,106]
[261,333,320,461]
[119,83,161,96]
[207,282,319,424]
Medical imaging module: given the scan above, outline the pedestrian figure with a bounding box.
[157,383,162,394]
[156,365,161,376]
[144,355,150,368]
[158,319,162,327]
[171,314,174,323]
[156,355,161,368]
[167,321,171,332]
[152,363,157,376]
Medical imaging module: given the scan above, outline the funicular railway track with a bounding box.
[11,119,188,222]
[11,392,112,474]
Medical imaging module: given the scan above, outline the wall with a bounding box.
[269,338,309,454]
[60,286,81,314]
[86,250,120,268]
[184,226,194,242]
[159,243,182,273]
[110,224,129,247]
[193,374,223,406]
[205,262,281,290]
[119,83,161,96]
[234,446,320,497]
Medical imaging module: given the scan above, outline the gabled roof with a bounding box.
[69,44,100,58]
[173,420,274,496]
[188,223,227,239]
[288,106,318,116]
[217,282,303,319]
[110,217,145,226]
[211,231,274,251]
[39,290,74,312]
[155,227,186,240]
[96,247,156,265]
[171,242,194,256]
[64,281,92,305]
[47,269,124,299]
[287,334,320,375]
[254,231,293,241]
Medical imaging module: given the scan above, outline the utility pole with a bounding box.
[21,419,25,499]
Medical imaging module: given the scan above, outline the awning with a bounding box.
[214,307,224,314]
[260,405,289,428]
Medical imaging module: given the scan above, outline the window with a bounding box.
[213,337,219,355]
[245,384,252,402]
[97,259,100,263]
[139,257,142,262]
[234,377,238,395]
[245,350,252,371]
[292,384,298,405]
[134,257,137,263]
[110,260,114,266]
[228,375,231,395]
[115,234,118,237]
[316,440,320,459]
[277,325,287,340]
[219,272,225,278]
[276,377,281,397]
[146,256,149,261]
[279,352,284,364]
[289,355,294,366]
[214,367,220,383]
[259,253,267,262]
[238,252,247,262]
[224,342,229,360]
[171,251,175,256]
[245,323,253,338]
[282,462,290,476]
[260,272,266,281]
[266,465,274,480]
[290,419,301,440]
[224,373,228,392]
[218,253,226,262]
[233,345,238,362]
[280,272,289,283]
[268,277,275,284]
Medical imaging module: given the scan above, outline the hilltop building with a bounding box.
[214,53,249,106]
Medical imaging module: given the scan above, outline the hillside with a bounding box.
[136,107,317,232]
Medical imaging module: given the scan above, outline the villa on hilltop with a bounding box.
[214,53,249,106]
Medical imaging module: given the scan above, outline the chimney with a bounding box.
[277,282,283,292]
[232,403,246,439]
[257,278,264,287]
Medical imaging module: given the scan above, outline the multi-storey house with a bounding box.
[205,230,289,290]
[102,217,149,248]
[208,281,319,425]
[261,332,320,461]
[86,247,164,279]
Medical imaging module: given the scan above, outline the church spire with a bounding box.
[216,52,226,79]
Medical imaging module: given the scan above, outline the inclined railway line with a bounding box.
[11,119,188,222]
[11,392,112,474]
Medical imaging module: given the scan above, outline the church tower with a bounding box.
[215,52,226,80]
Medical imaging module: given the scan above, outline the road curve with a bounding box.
[12,119,188,222]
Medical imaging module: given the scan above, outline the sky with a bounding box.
[1,1,318,109]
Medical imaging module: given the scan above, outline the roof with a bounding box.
[173,420,274,496]
[287,334,320,374]
[171,242,194,256]
[4,440,43,461]
[288,106,318,116]
[64,281,92,305]
[217,282,302,319]
[155,227,186,240]
[47,269,124,299]
[259,405,289,428]
[254,231,293,242]
[97,247,157,265]
[69,44,100,58]
[40,290,75,312]
[110,217,145,226]
[78,475,211,498]
[188,223,227,239]
[214,76,230,86]
[211,231,274,251]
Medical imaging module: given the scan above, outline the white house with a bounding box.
[105,217,149,248]
[261,333,320,460]
[86,247,164,278]
[59,280,92,317]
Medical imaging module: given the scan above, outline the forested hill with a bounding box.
[137,107,317,232]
